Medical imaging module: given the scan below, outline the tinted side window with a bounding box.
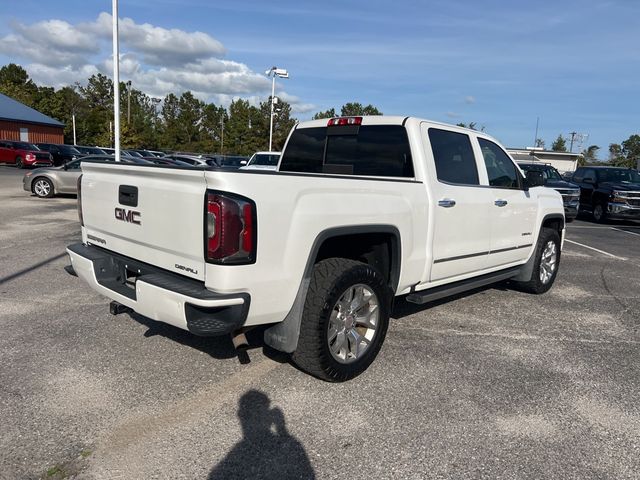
[583,169,596,182]
[478,138,520,189]
[428,128,479,185]
[279,127,326,173]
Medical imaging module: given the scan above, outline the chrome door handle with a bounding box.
[438,198,456,208]
[494,199,508,207]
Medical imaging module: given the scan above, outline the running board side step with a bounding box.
[406,267,521,305]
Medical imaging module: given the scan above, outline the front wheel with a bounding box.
[32,177,54,198]
[592,203,607,223]
[15,156,24,169]
[292,258,391,382]
[512,228,561,294]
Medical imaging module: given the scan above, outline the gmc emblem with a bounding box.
[115,207,141,225]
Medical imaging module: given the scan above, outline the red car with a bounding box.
[0,140,53,168]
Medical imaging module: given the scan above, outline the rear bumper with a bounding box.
[66,243,250,336]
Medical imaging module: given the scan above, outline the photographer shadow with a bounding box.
[208,390,315,480]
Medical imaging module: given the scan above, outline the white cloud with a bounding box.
[85,13,225,67]
[464,95,476,104]
[0,12,309,112]
[445,111,461,118]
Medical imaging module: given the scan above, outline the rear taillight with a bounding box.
[327,116,362,126]
[205,191,256,264]
[77,174,84,226]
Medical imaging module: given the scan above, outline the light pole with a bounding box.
[111,0,121,161]
[126,80,132,125]
[265,66,289,152]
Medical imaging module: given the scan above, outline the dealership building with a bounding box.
[0,93,64,144]
[507,147,583,174]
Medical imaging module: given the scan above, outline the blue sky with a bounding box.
[0,0,638,155]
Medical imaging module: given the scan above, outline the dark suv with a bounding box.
[35,143,81,166]
[570,166,640,222]
[518,162,580,222]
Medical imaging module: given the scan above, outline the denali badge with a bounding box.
[115,207,141,225]
[175,264,198,275]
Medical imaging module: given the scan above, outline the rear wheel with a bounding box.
[292,258,390,382]
[15,156,24,169]
[32,177,54,198]
[512,228,561,294]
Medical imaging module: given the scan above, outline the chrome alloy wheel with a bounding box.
[327,284,379,364]
[539,240,557,284]
[34,179,51,197]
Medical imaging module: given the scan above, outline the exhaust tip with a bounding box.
[231,330,251,364]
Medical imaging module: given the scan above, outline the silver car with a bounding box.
[23,155,147,198]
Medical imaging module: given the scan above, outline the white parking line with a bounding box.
[611,227,640,237]
[564,239,627,260]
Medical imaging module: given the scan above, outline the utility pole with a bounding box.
[72,111,77,145]
[126,80,132,125]
[533,117,539,149]
[220,114,224,154]
[569,131,577,153]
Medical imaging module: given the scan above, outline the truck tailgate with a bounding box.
[80,163,207,281]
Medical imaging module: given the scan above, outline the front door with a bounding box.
[476,138,537,267]
[423,126,493,282]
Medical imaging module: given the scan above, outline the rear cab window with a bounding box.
[280,124,414,178]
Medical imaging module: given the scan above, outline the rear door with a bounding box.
[476,137,537,267]
[80,162,207,280]
[423,126,493,282]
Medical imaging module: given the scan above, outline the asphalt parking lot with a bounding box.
[1,165,639,480]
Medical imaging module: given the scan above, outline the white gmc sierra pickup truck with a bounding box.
[67,116,564,381]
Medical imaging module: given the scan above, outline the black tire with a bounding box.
[15,156,24,169]
[592,203,607,223]
[292,258,391,382]
[512,228,561,294]
[32,177,54,198]
[565,217,575,223]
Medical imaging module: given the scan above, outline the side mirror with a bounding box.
[63,162,68,170]
[524,170,544,190]
[240,160,247,166]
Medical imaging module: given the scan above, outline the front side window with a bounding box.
[428,128,479,185]
[478,138,520,189]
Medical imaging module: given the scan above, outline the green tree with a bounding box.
[551,134,567,152]
[225,99,254,155]
[0,63,38,106]
[608,143,623,164]
[579,145,600,166]
[616,134,640,168]
[79,74,115,146]
[312,108,336,120]
[340,102,382,116]
[455,122,485,132]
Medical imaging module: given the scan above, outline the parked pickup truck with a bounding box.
[67,116,565,381]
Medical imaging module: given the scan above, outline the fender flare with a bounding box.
[263,224,401,353]
[512,213,564,282]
